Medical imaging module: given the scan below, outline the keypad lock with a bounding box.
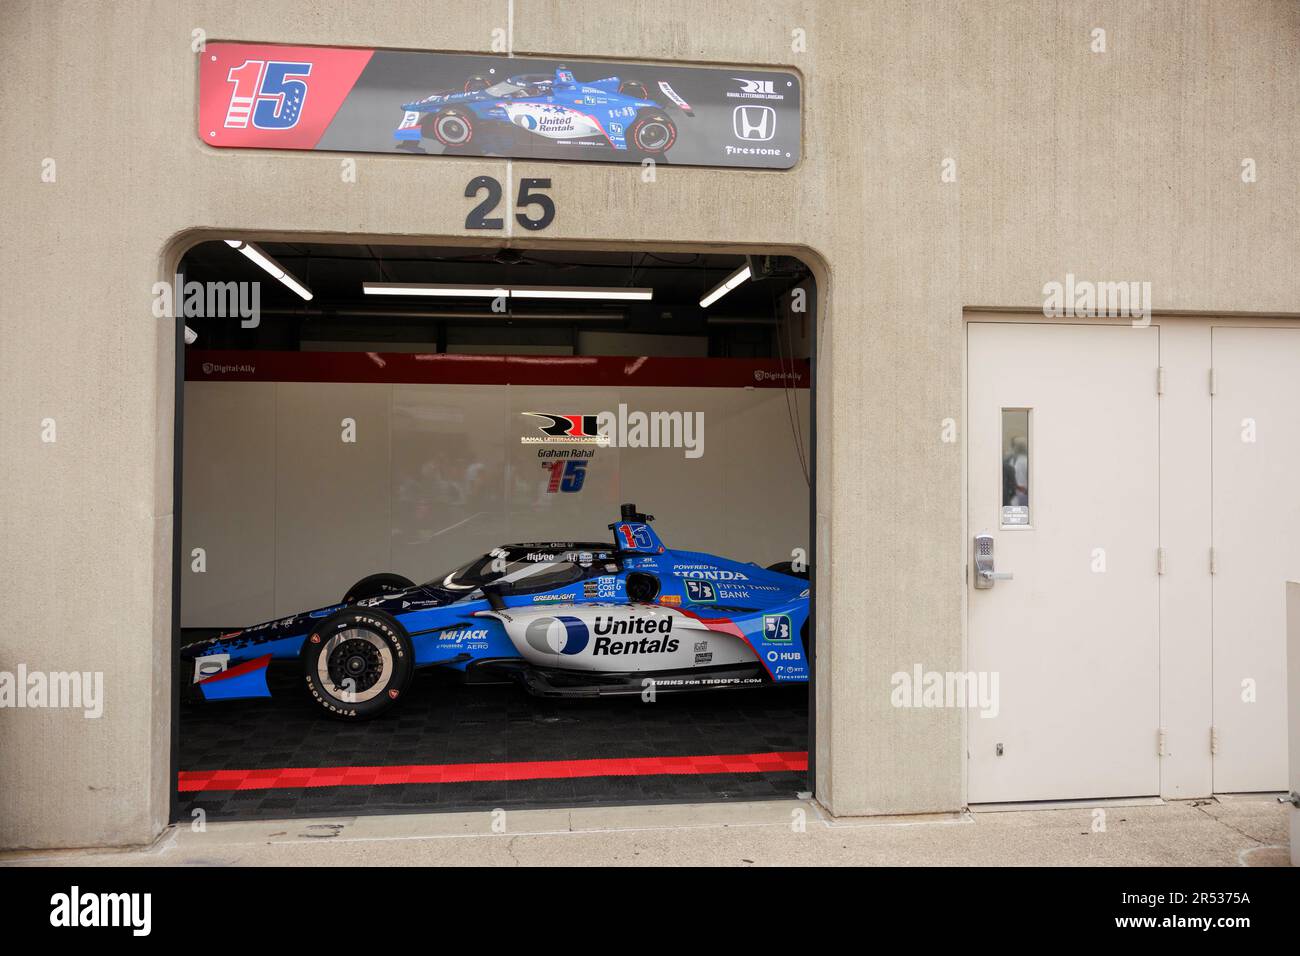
[974,533,1013,589]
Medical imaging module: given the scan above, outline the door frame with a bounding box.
[165,231,825,823]
[963,310,1300,806]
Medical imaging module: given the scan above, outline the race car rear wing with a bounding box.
[656,81,694,117]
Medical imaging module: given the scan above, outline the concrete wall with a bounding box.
[1,0,1297,848]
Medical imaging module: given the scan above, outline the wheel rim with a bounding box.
[636,121,671,151]
[318,629,393,703]
[437,115,470,145]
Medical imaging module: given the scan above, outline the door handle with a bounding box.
[973,533,1012,589]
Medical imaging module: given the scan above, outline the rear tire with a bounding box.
[302,609,414,720]
[342,572,415,604]
[627,110,676,155]
[766,561,809,580]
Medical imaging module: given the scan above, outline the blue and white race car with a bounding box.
[181,505,810,720]
[393,66,693,157]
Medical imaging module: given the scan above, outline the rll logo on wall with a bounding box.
[522,404,705,458]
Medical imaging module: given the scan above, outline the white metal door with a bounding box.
[968,323,1161,802]
[1211,327,1300,792]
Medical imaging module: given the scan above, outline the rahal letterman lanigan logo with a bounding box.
[521,405,705,459]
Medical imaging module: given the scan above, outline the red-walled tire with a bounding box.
[428,108,474,148]
[628,110,676,155]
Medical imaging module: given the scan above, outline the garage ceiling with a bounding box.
[180,242,808,356]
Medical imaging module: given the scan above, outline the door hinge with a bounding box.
[1210,726,1219,755]
[1209,368,1217,395]
[1209,547,1217,575]
[1156,547,1167,575]
[1157,728,1168,757]
[1156,366,1165,395]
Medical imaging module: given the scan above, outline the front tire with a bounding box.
[427,108,475,149]
[342,572,415,604]
[302,610,414,720]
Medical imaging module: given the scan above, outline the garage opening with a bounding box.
[171,239,815,821]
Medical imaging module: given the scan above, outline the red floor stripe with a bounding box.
[178,750,808,792]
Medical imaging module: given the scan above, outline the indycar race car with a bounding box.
[393,66,693,157]
[181,506,810,720]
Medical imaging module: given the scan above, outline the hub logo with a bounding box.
[525,615,589,655]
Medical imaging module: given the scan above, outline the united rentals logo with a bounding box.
[525,615,590,655]
[592,615,678,655]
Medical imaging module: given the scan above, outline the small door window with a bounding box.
[1001,409,1030,526]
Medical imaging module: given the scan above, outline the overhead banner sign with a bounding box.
[198,43,800,169]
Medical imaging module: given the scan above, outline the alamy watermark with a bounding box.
[151,274,261,328]
[522,405,705,459]
[891,664,1000,718]
[0,666,103,718]
[1042,273,1151,327]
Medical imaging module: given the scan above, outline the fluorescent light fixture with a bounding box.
[362,282,651,302]
[225,239,313,301]
[699,263,752,308]
[277,273,313,300]
[363,283,507,297]
[510,286,651,301]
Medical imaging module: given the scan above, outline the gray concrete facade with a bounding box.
[0,0,1297,849]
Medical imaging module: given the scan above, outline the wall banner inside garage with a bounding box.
[198,43,801,168]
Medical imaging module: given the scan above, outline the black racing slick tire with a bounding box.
[766,561,809,580]
[627,110,676,155]
[428,107,475,148]
[302,610,414,720]
[342,572,415,604]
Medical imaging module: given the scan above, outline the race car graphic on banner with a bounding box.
[199,43,800,168]
[180,505,811,720]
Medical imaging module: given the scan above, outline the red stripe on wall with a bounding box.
[178,750,808,792]
[185,350,810,389]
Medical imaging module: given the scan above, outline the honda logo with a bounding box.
[733,105,775,141]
